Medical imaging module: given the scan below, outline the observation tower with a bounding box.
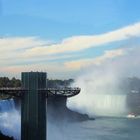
[0,72,81,140]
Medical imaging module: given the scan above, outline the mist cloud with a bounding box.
[67,45,140,117]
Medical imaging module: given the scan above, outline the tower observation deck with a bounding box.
[0,87,80,99]
[0,72,80,140]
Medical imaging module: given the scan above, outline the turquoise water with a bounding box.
[48,117,140,140]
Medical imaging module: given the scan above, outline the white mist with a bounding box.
[0,99,20,140]
[68,46,140,117]
[67,69,128,117]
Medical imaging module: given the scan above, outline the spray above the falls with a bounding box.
[67,45,140,117]
[67,69,128,117]
[0,99,20,140]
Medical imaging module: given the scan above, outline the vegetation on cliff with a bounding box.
[0,77,21,87]
[0,77,74,88]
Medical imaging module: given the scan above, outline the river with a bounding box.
[1,100,140,140]
[48,117,140,140]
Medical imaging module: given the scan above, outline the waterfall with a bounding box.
[68,93,128,117]
[0,100,47,140]
[89,94,127,116]
[67,64,130,118]
[0,99,20,140]
[0,99,15,112]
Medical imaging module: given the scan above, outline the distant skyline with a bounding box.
[0,0,140,79]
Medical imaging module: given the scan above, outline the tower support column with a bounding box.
[21,72,46,140]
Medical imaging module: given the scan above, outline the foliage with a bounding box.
[0,77,74,88]
[0,77,21,87]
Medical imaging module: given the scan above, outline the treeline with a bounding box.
[0,76,139,90]
[116,77,140,93]
[128,77,140,91]
[0,77,74,88]
[0,77,21,87]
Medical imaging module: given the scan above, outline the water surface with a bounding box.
[48,117,140,140]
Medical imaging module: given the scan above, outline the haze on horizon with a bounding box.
[0,0,140,79]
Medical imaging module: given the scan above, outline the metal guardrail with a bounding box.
[0,87,80,99]
[0,87,26,98]
[47,87,80,97]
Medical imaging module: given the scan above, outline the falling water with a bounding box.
[0,99,20,140]
[68,93,128,117]
[0,100,48,140]
[0,99,15,112]
[67,65,129,117]
[87,94,127,116]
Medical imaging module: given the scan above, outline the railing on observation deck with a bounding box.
[0,87,81,99]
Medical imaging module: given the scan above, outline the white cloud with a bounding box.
[22,22,140,57]
[1,22,140,61]
[0,22,140,78]
[64,48,126,70]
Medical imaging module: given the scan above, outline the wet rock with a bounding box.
[0,131,14,140]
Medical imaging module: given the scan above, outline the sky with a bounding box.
[0,0,140,79]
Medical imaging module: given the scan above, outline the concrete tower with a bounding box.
[21,72,46,140]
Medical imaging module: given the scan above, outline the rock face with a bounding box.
[47,95,91,122]
[0,131,14,140]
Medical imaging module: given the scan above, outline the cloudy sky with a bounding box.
[0,0,140,79]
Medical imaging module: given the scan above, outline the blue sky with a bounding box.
[1,0,140,39]
[0,0,140,79]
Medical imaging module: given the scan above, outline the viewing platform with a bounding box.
[0,72,82,140]
[0,87,80,99]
